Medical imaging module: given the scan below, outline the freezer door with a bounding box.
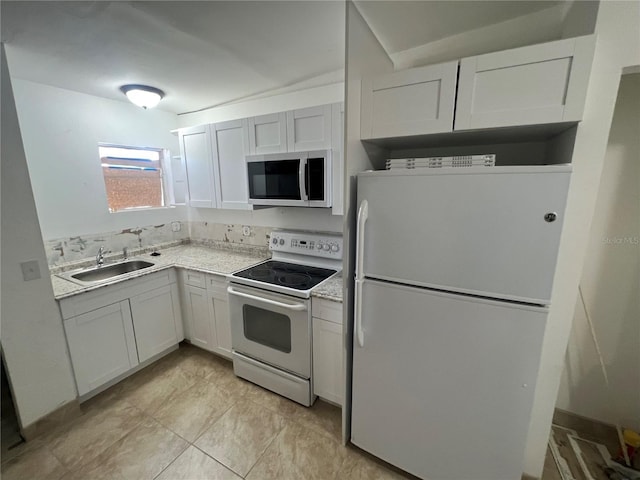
[351,279,547,480]
[357,167,570,304]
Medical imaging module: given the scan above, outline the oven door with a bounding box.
[227,283,311,378]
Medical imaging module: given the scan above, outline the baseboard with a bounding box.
[21,399,81,441]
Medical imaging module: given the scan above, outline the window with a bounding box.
[99,145,167,212]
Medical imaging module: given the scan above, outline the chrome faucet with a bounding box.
[96,246,105,267]
[123,247,128,260]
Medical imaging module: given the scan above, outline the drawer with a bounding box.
[311,297,343,325]
[182,269,206,288]
[206,274,228,298]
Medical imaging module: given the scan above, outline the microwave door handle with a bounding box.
[299,159,308,201]
[227,286,308,311]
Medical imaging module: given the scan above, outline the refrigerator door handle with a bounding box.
[355,278,364,347]
[354,200,368,348]
[355,200,368,280]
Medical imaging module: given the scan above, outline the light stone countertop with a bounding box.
[51,244,344,302]
[312,274,343,302]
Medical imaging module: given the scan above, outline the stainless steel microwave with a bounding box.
[246,150,331,208]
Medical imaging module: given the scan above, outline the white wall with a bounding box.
[556,73,640,430]
[10,77,187,241]
[524,2,640,477]
[342,0,394,442]
[1,45,78,428]
[177,82,344,129]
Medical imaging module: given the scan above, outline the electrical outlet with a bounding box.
[242,225,251,237]
[171,221,181,232]
[20,260,41,281]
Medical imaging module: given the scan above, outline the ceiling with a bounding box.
[2,1,567,115]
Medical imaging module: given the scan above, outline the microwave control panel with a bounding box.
[270,231,343,260]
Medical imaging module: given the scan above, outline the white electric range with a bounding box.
[227,230,342,406]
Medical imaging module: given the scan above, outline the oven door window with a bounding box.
[248,160,301,200]
[242,305,292,353]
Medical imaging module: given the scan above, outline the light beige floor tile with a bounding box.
[119,362,198,415]
[205,365,252,398]
[65,416,187,480]
[152,379,236,442]
[243,381,305,417]
[1,443,68,480]
[293,399,342,442]
[195,397,287,477]
[155,446,241,480]
[246,421,347,480]
[175,345,233,379]
[337,448,411,480]
[47,399,144,471]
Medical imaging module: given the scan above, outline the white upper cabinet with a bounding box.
[247,112,288,154]
[361,60,458,139]
[179,125,216,208]
[286,105,332,152]
[211,119,252,210]
[455,35,596,130]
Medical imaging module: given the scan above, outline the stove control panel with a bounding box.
[270,231,343,260]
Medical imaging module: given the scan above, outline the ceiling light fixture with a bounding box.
[120,84,164,109]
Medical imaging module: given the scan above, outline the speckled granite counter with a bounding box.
[51,244,345,302]
[51,244,269,299]
[312,275,343,302]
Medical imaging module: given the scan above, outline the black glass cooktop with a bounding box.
[234,261,336,291]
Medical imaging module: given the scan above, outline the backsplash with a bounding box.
[188,222,273,248]
[45,222,189,266]
[44,221,274,267]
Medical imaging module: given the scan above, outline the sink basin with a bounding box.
[63,260,155,284]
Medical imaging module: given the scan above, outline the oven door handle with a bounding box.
[227,286,308,311]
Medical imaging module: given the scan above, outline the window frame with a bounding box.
[98,143,173,213]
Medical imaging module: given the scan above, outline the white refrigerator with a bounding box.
[350,166,571,480]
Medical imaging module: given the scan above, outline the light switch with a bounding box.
[20,260,41,281]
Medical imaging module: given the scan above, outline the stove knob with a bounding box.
[272,238,278,245]
[316,243,323,250]
[279,239,285,246]
[331,244,339,252]
[323,244,330,251]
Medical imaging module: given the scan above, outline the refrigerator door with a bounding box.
[357,166,571,304]
[351,279,547,480]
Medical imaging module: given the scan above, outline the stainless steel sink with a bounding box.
[60,260,155,285]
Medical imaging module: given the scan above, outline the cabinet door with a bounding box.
[361,61,458,139]
[207,275,232,359]
[179,124,217,208]
[247,112,287,154]
[455,35,595,130]
[312,317,343,405]
[182,284,212,350]
[211,119,252,210]
[331,102,344,216]
[286,105,332,152]
[63,301,138,396]
[129,284,180,363]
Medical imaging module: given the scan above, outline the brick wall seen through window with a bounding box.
[99,145,165,212]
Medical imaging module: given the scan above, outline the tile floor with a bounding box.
[1,344,410,480]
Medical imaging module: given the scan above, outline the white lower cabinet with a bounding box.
[63,301,138,396]
[129,284,181,363]
[181,270,232,359]
[312,298,343,406]
[59,269,182,397]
